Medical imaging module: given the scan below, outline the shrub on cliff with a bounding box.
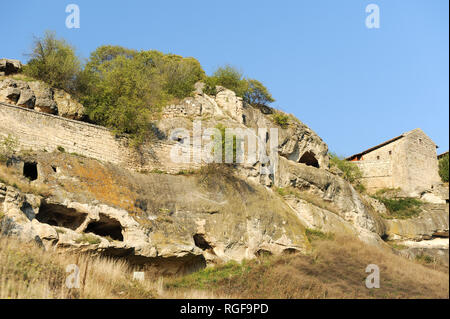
[205,66,275,108]
[206,65,248,97]
[243,79,275,107]
[438,153,449,183]
[23,31,81,93]
[329,153,365,192]
[78,46,205,145]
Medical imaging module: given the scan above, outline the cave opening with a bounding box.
[299,151,319,168]
[23,162,38,181]
[36,202,87,230]
[193,234,213,251]
[84,214,124,241]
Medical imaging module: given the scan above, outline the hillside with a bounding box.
[0,54,449,299]
[1,234,448,299]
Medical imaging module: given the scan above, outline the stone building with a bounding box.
[346,128,441,196]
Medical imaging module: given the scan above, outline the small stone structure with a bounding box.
[347,128,442,196]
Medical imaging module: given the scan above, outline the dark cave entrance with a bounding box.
[23,162,38,181]
[299,151,319,168]
[84,214,124,241]
[193,234,213,251]
[36,202,87,230]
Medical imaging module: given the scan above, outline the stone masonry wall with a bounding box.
[353,129,441,195]
[0,102,200,173]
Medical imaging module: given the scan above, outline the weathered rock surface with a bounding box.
[384,203,449,241]
[0,152,310,274]
[161,85,329,170]
[397,238,449,266]
[0,77,84,119]
[0,73,448,273]
[277,157,386,238]
[0,58,22,76]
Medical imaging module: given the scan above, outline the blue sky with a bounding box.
[1,0,448,156]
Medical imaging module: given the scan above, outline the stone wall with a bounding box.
[0,102,200,174]
[353,129,441,195]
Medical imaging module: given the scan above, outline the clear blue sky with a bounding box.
[1,0,448,156]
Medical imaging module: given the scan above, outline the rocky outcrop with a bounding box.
[0,78,84,119]
[0,151,310,274]
[0,58,22,76]
[384,203,449,241]
[0,73,447,273]
[162,84,329,170]
[53,88,85,120]
[397,238,449,266]
[278,157,385,234]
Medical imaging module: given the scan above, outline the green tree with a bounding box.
[160,55,205,98]
[24,31,81,93]
[243,79,275,107]
[79,47,206,146]
[438,153,449,183]
[208,65,248,97]
[205,66,275,108]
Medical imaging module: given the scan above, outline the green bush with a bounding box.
[375,197,422,219]
[205,66,275,108]
[272,112,290,128]
[438,153,449,183]
[305,228,334,242]
[78,46,206,146]
[161,55,205,98]
[208,65,248,97]
[23,31,81,93]
[213,124,240,163]
[243,79,275,107]
[74,234,101,245]
[329,153,363,184]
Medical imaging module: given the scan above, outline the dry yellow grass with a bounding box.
[166,235,449,299]
[0,233,448,299]
[0,236,156,299]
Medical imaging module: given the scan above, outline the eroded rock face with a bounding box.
[0,58,22,76]
[53,88,85,120]
[0,154,310,275]
[27,81,58,114]
[0,78,84,119]
[161,84,329,170]
[277,157,385,235]
[384,203,449,241]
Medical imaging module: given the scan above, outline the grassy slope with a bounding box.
[1,234,447,299]
[165,235,449,299]
[0,236,156,299]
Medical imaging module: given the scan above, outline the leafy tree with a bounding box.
[160,55,205,98]
[24,31,81,93]
[205,66,275,108]
[438,153,449,183]
[243,79,275,106]
[208,65,248,97]
[78,46,205,146]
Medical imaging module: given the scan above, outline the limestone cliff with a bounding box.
[0,66,448,272]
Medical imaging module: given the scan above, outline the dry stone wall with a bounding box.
[0,102,199,173]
